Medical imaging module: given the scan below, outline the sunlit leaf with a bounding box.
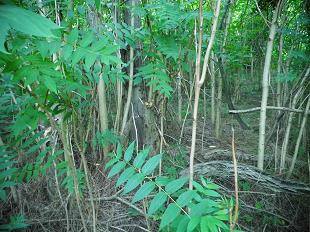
[107,161,126,178]
[148,191,167,215]
[124,141,135,162]
[132,181,155,203]
[141,154,162,175]
[123,173,144,194]
[159,203,181,229]
[165,177,188,194]
[116,167,135,187]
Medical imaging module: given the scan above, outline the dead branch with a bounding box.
[180,161,310,194]
[229,106,310,115]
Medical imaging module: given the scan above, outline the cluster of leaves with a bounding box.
[0,4,60,54]
[0,4,89,229]
[106,142,234,232]
[0,143,29,231]
[0,145,16,201]
[60,28,122,71]
[136,61,173,97]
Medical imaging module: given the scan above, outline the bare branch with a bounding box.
[229,106,310,115]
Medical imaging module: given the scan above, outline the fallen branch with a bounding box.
[180,161,310,194]
[229,106,310,115]
[203,149,308,168]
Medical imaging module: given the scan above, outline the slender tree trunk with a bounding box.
[177,72,182,122]
[276,32,283,109]
[279,87,303,173]
[98,74,108,134]
[257,3,280,170]
[88,4,109,158]
[189,0,221,190]
[287,95,310,178]
[112,0,123,133]
[215,69,222,138]
[210,52,216,125]
[120,0,135,135]
[120,46,134,134]
[215,7,231,137]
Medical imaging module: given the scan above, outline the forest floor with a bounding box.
[7,99,309,232]
[170,103,310,232]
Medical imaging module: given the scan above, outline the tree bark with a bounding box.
[257,3,280,170]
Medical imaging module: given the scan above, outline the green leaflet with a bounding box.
[80,31,94,47]
[107,161,126,178]
[0,22,10,54]
[187,216,200,232]
[214,209,229,221]
[105,157,119,170]
[176,216,189,232]
[148,191,167,215]
[44,76,57,93]
[205,189,221,198]
[116,143,123,159]
[176,190,196,207]
[190,199,220,217]
[200,176,220,190]
[155,176,172,186]
[84,53,98,71]
[71,48,86,65]
[192,181,205,193]
[200,215,229,232]
[159,203,181,230]
[124,141,135,162]
[123,173,145,194]
[141,154,162,175]
[133,147,150,169]
[67,28,79,44]
[116,167,135,187]
[165,177,188,194]
[0,4,60,53]
[131,181,155,203]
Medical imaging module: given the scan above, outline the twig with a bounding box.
[91,193,144,216]
[116,197,145,216]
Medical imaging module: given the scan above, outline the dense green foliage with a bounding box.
[105,142,233,231]
[0,0,309,231]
